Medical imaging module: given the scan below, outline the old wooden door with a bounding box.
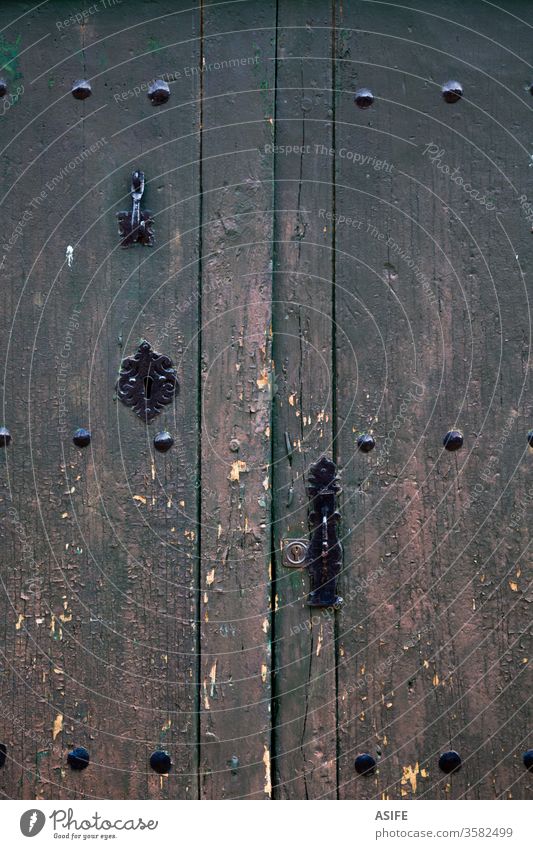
[0,0,531,801]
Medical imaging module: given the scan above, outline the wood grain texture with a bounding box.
[271,1,337,799]
[198,0,276,800]
[334,0,532,800]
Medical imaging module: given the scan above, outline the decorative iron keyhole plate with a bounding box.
[116,340,178,422]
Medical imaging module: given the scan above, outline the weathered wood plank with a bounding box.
[0,0,200,799]
[271,3,337,800]
[198,0,276,800]
[334,0,532,800]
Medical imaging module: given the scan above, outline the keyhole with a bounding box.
[144,375,153,399]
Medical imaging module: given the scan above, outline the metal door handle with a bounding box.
[305,456,343,608]
[282,456,343,609]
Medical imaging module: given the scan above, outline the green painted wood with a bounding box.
[0,1,200,799]
[271,1,337,799]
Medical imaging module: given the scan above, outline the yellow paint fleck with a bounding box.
[61,512,69,519]
[161,718,171,732]
[229,460,247,481]
[52,713,63,740]
[15,613,24,630]
[257,369,269,390]
[133,495,147,505]
[206,568,215,586]
[316,625,323,656]
[261,663,267,683]
[179,500,185,508]
[433,674,439,687]
[185,530,195,540]
[262,476,269,491]
[59,612,72,623]
[423,659,429,669]
[401,762,420,794]
[509,581,519,592]
[420,768,428,778]
[263,745,272,797]
[288,394,295,406]
[262,618,269,634]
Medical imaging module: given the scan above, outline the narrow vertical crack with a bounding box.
[269,0,280,800]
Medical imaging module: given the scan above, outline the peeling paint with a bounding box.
[263,745,272,797]
[229,460,247,481]
[401,762,420,794]
[52,713,63,740]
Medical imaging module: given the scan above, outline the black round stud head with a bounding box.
[354,753,376,775]
[527,430,533,448]
[357,433,375,453]
[154,431,174,453]
[0,427,11,447]
[0,79,7,97]
[354,87,374,109]
[0,743,6,768]
[442,80,463,103]
[523,749,533,771]
[72,79,92,100]
[73,428,91,448]
[148,79,170,105]
[67,746,90,771]
[443,429,463,451]
[438,750,462,774]
[150,750,172,774]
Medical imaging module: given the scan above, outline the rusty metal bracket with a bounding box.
[116,170,154,247]
[304,456,343,608]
